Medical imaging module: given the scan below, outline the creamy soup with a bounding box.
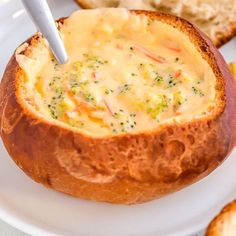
[17,9,216,136]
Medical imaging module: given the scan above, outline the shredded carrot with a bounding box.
[64,81,100,113]
[165,46,181,53]
[174,70,182,79]
[63,112,70,121]
[63,110,79,122]
[63,81,112,127]
[116,43,123,49]
[92,71,98,79]
[88,113,105,124]
[66,91,104,114]
[133,45,166,63]
[103,98,115,117]
[60,81,111,127]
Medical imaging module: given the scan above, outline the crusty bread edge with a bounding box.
[215,21,236,48]
[0,10,236,204]
[75,0,95,9]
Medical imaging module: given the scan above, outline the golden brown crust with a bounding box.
[1,11,236,204]
[75,0,94,9]
[214,22,236,48]
[206,200,236,236]
[75,0,236,48]
[75,0,120,9]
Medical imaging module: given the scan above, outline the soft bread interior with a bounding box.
[16,9,217,137]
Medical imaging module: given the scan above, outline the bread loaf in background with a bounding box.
[75,0,236,48]
[206,200,236,236]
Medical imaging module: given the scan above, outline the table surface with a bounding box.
[0,220,28,236]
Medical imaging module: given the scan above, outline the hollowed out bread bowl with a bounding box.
[0,9,236,204]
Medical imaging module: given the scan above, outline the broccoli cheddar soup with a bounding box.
[17,8,217,136]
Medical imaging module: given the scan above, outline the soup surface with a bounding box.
[17,9,216,136]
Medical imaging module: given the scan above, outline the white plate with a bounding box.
[1,1,236,235]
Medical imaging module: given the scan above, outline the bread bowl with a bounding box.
[0,8,236,204]
[206,200,236,236]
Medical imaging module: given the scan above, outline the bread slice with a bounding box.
[206,200,236,236]
[75,0,236,48]
[0,9,236,204]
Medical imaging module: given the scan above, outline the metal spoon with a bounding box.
[21,0,68,64]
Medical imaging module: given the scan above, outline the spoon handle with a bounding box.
[22,0,68,64]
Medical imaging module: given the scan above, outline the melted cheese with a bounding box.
[17,8,217,136]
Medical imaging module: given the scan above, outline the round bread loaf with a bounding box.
[0,9,236,204]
